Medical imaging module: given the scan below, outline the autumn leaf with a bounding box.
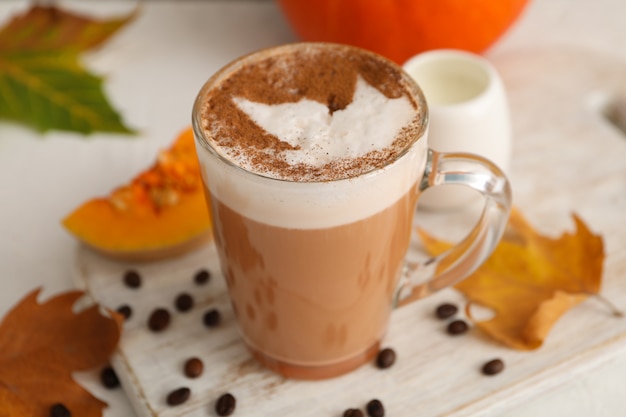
[0,5,137,134]
[0,289,123,417]
[418,208,605,350]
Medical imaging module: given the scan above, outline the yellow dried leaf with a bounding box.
[418,208,605,350]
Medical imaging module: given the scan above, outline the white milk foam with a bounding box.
[198,137,426,229]
[233,76,415,169]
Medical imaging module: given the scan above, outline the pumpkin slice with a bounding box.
[63,128,212,261]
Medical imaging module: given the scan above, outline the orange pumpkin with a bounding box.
[276,0,529,64]
[63,128,212,261]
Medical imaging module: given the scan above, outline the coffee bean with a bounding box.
[123,270,142,288]
[447,319,469,335]
[148,308,171,332]
[215,393,236,416]
[175,293,194,312]
[366,399,385,417]
[435,303,458,319]
[376,348,396,369]
[100,366,120,389]
[50,403,71,417]
[194,269,211,285]
[482,358,505,376]
[116,305,132,320]
[344,408,364,417]
[166,387,191,406]
[203,308,221,327]
[184,357,204,378]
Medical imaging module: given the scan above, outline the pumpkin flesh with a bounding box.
[63,128,212,261]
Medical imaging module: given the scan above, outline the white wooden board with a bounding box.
[74,46,626,417]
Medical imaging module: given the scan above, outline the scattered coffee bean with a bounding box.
[215,392,236,416]
[184,357,204,378]
[376,348,396,369]
[100,366,120,389]
[446,319,469,335]
[175,293,194,312]
[203,308,221,327]
[166,387,191,406]
[344,408,364,417]
[123,270,142,288]
[148,308,171,332]
[194,269,211,285]
[366,399,385,417]
[435,303,458,319]
[116,305,132,320]
[482,358,505,376]
[50,403,71,417]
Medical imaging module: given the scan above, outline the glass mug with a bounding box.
[192,43,512,380]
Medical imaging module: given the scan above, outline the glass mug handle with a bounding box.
[395,149,512,307]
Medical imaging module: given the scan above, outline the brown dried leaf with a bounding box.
[0,289,123,417]
[419,208,605,350]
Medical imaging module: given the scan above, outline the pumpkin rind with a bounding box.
[63,128,212,261]
[276,0,530,64]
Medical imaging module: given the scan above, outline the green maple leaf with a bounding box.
[0,5,137,135]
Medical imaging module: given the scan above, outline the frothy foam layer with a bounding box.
[233,76,415,169]
[194,43,427,229]
[198,137,427,229]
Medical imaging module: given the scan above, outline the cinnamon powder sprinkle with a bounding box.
[200,44,423,182]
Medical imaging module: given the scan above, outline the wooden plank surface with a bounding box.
[74,46,626,417]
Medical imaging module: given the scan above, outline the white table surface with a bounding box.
[1,0,626,415]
